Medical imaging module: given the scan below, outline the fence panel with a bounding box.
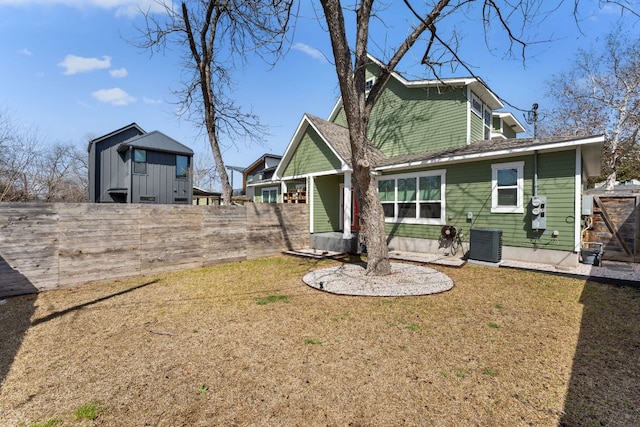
[0,203,309,297]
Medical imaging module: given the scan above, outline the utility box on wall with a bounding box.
[531,195,547,230]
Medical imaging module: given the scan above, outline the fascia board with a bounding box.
[280,168,349,182]
[496,112,526,133]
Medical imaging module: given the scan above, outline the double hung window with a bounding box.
[377,170,445,224]
[491,161,524,213]
[133,149,147,174]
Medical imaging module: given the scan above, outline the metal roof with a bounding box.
[117,130,193,155]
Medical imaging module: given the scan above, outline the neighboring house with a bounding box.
[88,123,194,204]
[268,55,603,267]
[244,153,282,201]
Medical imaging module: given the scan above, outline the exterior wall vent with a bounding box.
[469,228,503,263]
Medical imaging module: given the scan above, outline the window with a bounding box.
[133,149,147,174]
[365,77,375,92]
[377,170,445,224]
[491,161,524,213]
[176,155,189,178]
[262,187,278,203]
[471,93,492,140]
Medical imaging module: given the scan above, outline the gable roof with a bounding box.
[88,122,146,152]
[376,135,604,177]
[117,130,193,156]
[328,54,504,122]
[274,114,386,179]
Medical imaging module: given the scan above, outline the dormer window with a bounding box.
[471,93,492,140]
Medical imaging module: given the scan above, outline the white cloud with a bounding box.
[292,42,327,63]
[92,87,136,106]
[59,54,111,75]
[143,97,162,105]
[18,48,32,56]
[110,68,128,78]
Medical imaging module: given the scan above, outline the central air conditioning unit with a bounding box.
[469,228,503,263]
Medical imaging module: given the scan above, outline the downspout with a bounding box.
[533,150,538,197]
[128,146,133,203]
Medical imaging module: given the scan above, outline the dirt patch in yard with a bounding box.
[1,255,639,426]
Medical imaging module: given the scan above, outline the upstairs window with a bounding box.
[491,161,524,213]
[377,170,445,224]
[176,155,189,178]
[133,149,147,174]
[471,93,492,140]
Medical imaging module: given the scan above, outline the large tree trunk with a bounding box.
[354,163,391,275]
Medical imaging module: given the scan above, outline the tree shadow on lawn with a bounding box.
[560,279,640,426]
[0,278,158,393]
[0,254,37,392]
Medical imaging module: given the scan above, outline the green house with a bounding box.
[269,57,603,267]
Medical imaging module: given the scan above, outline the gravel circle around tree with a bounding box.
[303,262,454,296]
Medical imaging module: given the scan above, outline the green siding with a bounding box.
[502,124,517,139]
[384,150,578,251]
[283,128,342,177]
[368,82,468,157]
[492,117,517,139]
[313,175,343,232]
[470,112,484,142]
[331,64,470,157]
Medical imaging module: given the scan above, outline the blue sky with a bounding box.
[0,1,636,189]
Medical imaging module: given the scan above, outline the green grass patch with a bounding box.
[256,294,289,305]
[406,323,423,332]
[22,418,63,427]
[483,368,497,376]
[487,322,501,329]
[197,384,209,394]
[304,338,322,345]
[74,400,100,421]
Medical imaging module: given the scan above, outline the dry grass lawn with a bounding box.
[1,255,639,426]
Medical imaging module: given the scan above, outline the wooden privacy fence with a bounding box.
[0,203,309,297]
[583,189,640,263]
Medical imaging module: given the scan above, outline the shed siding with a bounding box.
[93,126,143,203]
[383,150,577,251]
[283,128,342,177]
[131,151,192,204]
[313,175,343,233]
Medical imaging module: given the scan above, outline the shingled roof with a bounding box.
[305,114,386,168]
[375,135,604,171]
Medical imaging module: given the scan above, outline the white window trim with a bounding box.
[377,169,446,225]
[491,161,524,213]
